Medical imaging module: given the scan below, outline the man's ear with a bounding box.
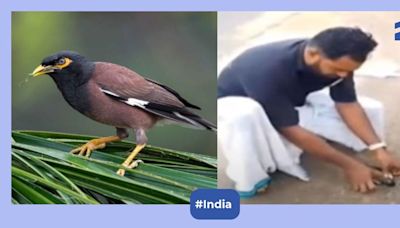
[306,47,322,64]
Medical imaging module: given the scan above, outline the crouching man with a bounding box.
[218,27,400,193]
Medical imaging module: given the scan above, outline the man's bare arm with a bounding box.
[280,125,382,192]
[335,102,381,145]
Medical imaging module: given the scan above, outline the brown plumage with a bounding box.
[31,51,216,176]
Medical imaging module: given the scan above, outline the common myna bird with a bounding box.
[31,51,216,176]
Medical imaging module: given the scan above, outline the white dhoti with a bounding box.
[218,90,384,196]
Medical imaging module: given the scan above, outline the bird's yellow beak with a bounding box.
[30,65,57,77]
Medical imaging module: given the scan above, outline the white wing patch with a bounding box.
[100,88,149,108]
[126,98,149,108]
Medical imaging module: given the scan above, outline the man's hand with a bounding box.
[344,162,384,193]
[374,149,400,176]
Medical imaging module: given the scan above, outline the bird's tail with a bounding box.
[175,112,217,132]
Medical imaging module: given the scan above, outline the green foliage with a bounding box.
[12,131,217,204]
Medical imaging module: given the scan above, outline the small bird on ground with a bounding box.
[31,51,216,176]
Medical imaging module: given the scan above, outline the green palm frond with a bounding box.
[12,130,217,204]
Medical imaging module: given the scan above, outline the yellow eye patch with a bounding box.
[56,57,73,69]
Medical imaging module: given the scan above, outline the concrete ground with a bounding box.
[218,77,400,204]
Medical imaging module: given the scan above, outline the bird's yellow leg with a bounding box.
[70,136,121,157]
[116,144,146,176]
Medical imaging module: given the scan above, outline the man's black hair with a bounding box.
[308,27,377,62]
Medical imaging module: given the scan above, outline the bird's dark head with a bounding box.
[31,51,94,82]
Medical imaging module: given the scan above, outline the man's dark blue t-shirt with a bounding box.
[217,39,357,129]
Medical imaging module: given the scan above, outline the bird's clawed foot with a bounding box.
[70,140,106,157]
[116,160,144,176]
[70,136,121,157]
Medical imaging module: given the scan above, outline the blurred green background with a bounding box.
[12,12,217,156]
